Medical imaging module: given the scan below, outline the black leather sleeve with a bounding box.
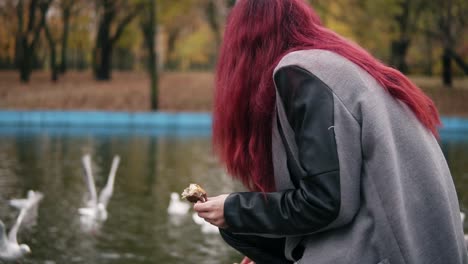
[224,66,341,236]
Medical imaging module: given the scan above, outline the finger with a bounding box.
[193,201,211,212]
[197,211,213,220]
[199,213,222,226]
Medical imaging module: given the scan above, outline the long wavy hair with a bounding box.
[213,0,440,192]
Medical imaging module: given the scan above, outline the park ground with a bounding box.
[0,71,467,117]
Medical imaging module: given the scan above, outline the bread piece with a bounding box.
[181,184,208,203]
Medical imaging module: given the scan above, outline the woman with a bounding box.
[193,0,467,263]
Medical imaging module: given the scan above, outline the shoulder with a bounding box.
[274,49,369,88]
[275,49,349,73]
[273,49,381,123]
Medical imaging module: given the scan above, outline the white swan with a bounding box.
[167,192,190,216]
[192,213,219,234]
[79,154,120,222]
[0,209,32,261]
[9,190,44,227]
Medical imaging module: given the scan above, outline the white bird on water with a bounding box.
[0,208,32,261]
[79,154,120,222]
[192,213,219,234]
[9,190,44,227]
[167,192,190,216]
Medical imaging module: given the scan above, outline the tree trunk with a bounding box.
[38,0,56,81]
[94,42,113,80]
[442,48,452,87]
[205,0,222,68]
[17,0,36,82]
[93,1,141,80]
[93,4,113,80]
[449,50,468,75]
[19,40,32,82]
[17,0,47,83]
[14,0,24,69]
[422,21,434,76]
[44,24,58,81]
[391,0,411,74]
[166,28,180,69]
[142,0,158,110]
[390,39,410,74]
[93,0,113,80]
[206,0,221,50]
[77,43,86,70]
[60,6,71,74]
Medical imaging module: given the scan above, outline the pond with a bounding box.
[0,126,243,264]
[440,130,468,217]
[0,126,467,264]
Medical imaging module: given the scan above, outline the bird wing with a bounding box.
[82,154,98,206]
[98,155,120,207]
[0,220,7,250]
[8,208,27,244]
[9,191,43,211]
[9,198,29,210]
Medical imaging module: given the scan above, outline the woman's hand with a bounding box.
[193,194,229,228]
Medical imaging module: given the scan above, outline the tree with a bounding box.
[141,0,158,110]
[204,0,222,50]
[59,0,79,74]
[0,1,17,68]
[158,0,194,69]
[306,1,395,60]
[40,0,58,81]
[15,0,48,82]
[388,0,426,74]
[67,7,93,71]
[424,0,468,86]
[93,0,143,80]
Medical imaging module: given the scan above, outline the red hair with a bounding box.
[213,0,440,192]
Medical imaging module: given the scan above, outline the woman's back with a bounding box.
[273,49,467,263]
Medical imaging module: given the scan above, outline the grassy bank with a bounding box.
[0,71,213,112]
[0,71,467,116]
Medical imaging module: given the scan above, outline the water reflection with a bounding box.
[440,131,468,215]
[0,126,243,264]
[0,126,466,263]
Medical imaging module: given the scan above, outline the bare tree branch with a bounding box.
[110,4,144,44]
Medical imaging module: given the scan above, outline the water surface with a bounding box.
[0,126,466,264]
[0,126,243,264]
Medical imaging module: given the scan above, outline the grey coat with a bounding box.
[271,49,467,264]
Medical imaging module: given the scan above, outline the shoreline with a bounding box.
[0,71,467,116]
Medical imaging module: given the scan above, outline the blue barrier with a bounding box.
[0,111,467,132]
[441,117,468,131]
[0,111,211,128]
